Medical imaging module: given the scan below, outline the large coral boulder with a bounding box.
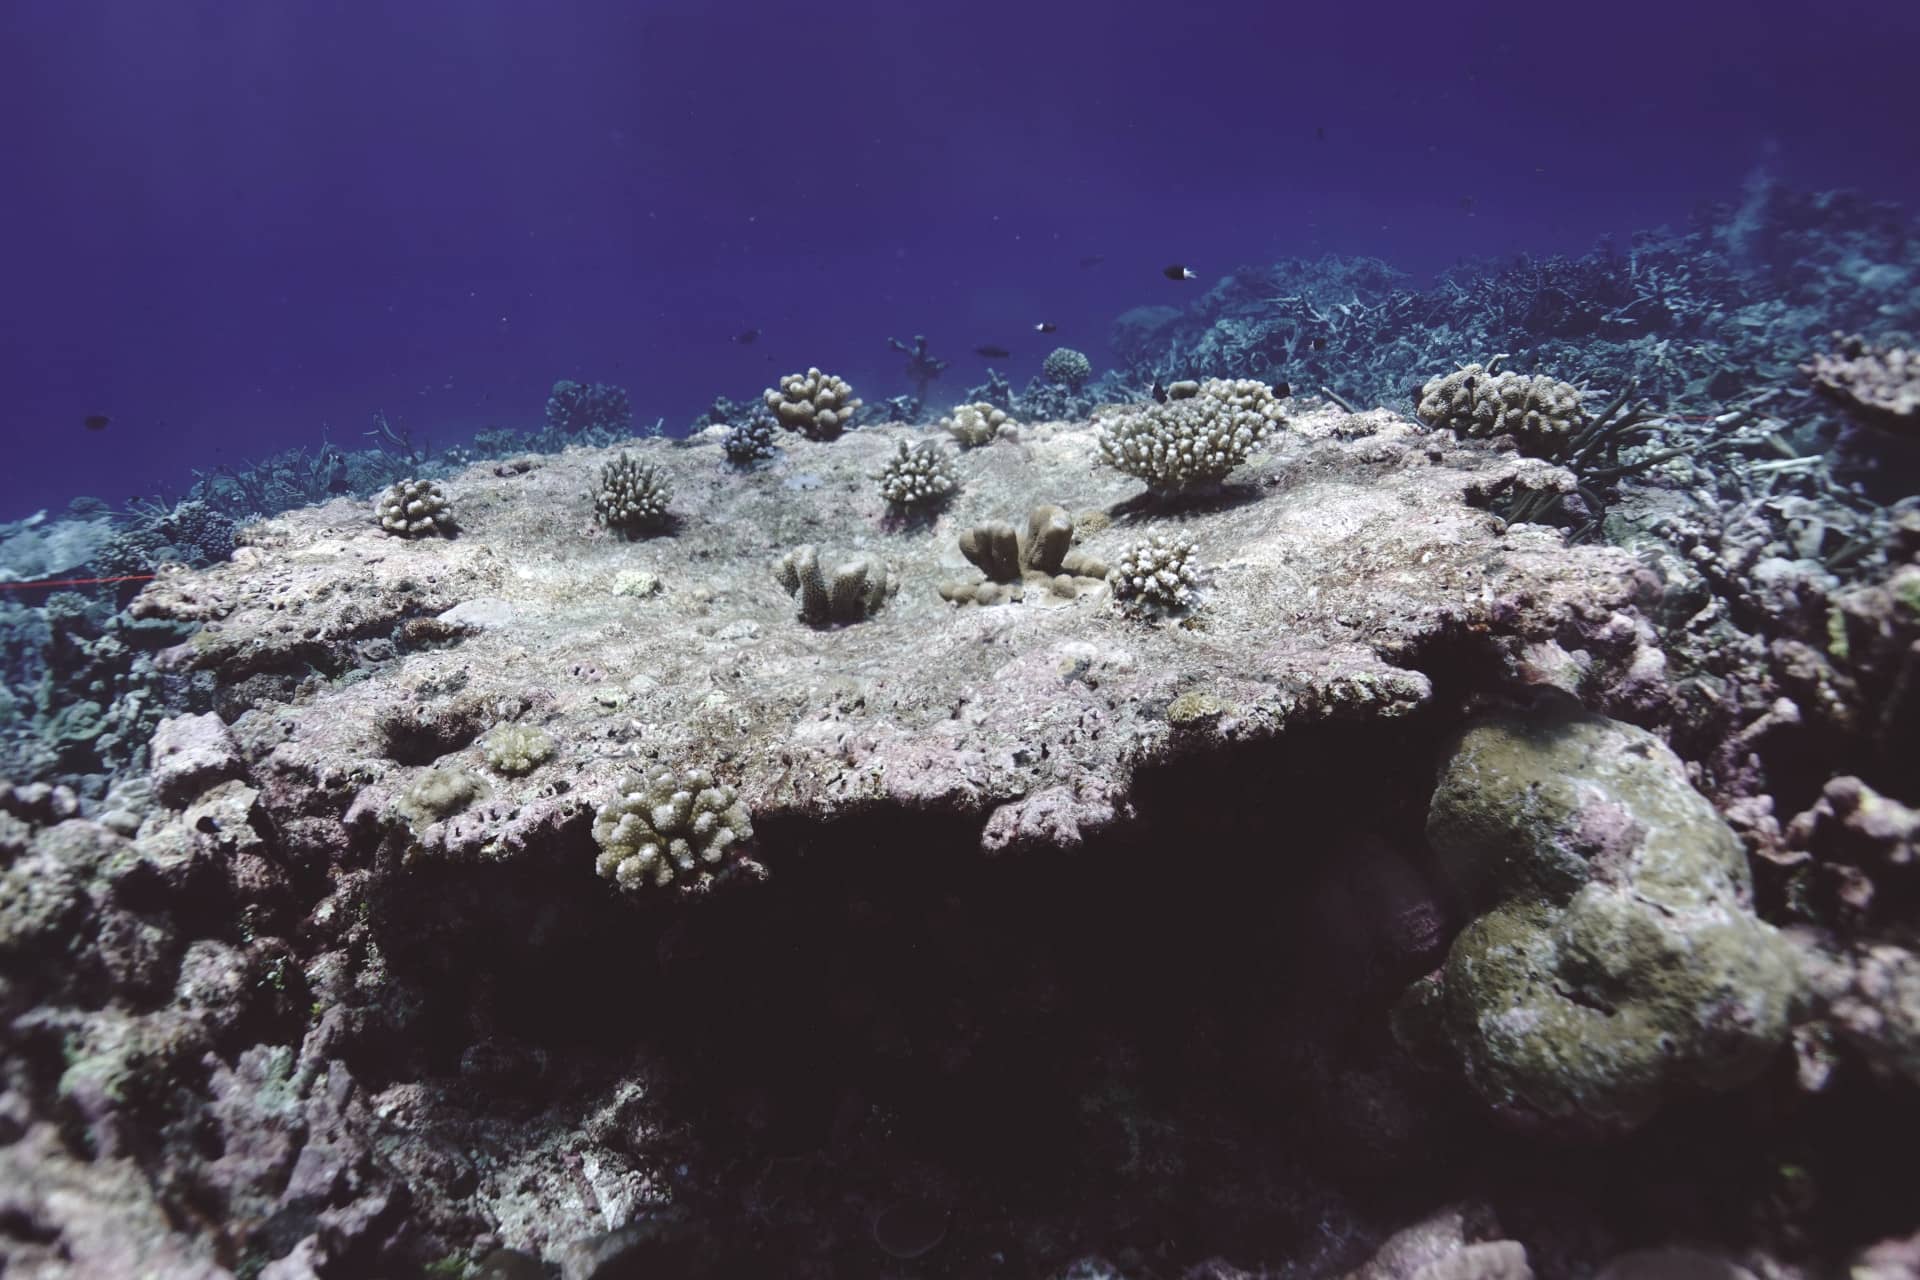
[1402,701,1804,1136]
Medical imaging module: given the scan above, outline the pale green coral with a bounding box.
[395,768,484,828]
[592,767,754,892]
[1404,704,1803,1135]
[482,724,554,776]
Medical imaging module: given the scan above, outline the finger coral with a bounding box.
[374,479,456,538]
[1094,378,1285,495]
[721,415,778,465]
[939,402,1018,449]
[1416,357,1585,457]
[876,439,960,510]
[591,767,754,892]
[940,504,1107,606]
[1108,532,1201,617]
[765,367,863,441]
[593,452,673,534]
[774,544,897,625]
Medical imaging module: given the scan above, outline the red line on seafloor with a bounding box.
[0,574,158,591]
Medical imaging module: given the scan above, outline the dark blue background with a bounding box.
[4,0,1915,520]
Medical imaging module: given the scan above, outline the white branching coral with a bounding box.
[765,367,863,441]
[593,452,673,533]
[939,402,1018,448]
[592,767,754,892]
[1416,357,1585,456]
[1108,532,1201,617]
[876,439,960,509]
[374,479,456,538]
[1094,378,1285,494]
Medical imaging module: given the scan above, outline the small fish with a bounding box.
[1163,264,1197,281]
[1078,254,1105,268]
[1271,381,1292,398]
[1458,195,1474,214]
[1034,322,1058,334]
[732,328,762,344]
[1150,379,1168,404]
[973,344,1011,359]
[1311,337,1327,351]
[1315,125,1327,143]
[83,413,111,431]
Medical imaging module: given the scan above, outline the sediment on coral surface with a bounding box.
[6,402,1920,1278]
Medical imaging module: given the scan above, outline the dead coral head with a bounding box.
[775,543,897,625]
[1094,378,1284,494]
[593,451,674,534]
[1108,531,1201,617]
[1805,334,1920,435]
[1416,357,1585,457]
[592,767,754,892]
[374,478,456,538]
[939,402,1019,448]
[876,439,960,509]
[764,367,863,441]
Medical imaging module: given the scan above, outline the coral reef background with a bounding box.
[5,3,1920,1279]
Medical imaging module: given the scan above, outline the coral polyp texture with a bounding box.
[1400,703,1803,1137]
[939,401,1018,448]
[1108,532,1201,617]
[876,438,960,509]
[1805,334,1920,435]
[592,450,673,533]
[591,766,755,892]
[941,503,1108,605]
[1042,345,1093,391]
[373,478,456,537]
[774,543,897,624]
[481,723,554,775]
[764,366,863,440]
[1415,358,1586,456]
[1094,377,1286,494]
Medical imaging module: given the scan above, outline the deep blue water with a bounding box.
[4,0,1917,522]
